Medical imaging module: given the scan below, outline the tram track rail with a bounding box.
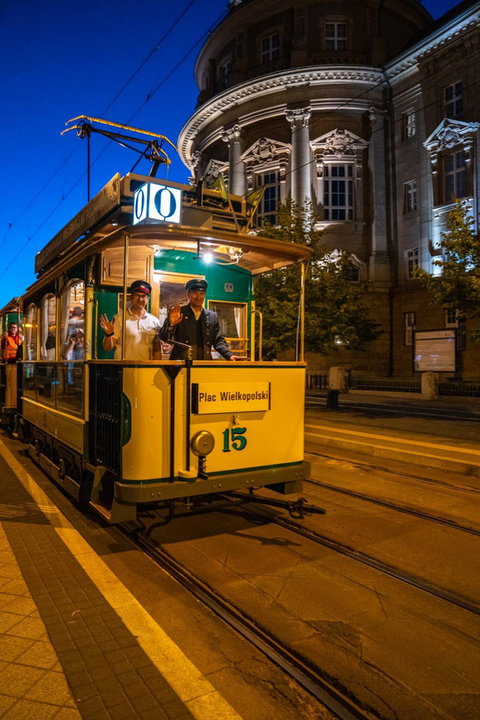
[217,498,480,619]
[304,476,480,538]
[118,517,376,720]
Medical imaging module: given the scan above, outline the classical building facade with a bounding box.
[178,0,480,377]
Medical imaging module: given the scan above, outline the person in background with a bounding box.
[159,278,241,360]
[99,280,161,361]
[1,322,23,408]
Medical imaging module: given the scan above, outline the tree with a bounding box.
[416,200,480,340]
[253,201,382,358]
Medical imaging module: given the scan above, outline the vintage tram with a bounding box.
[1,173,311,522]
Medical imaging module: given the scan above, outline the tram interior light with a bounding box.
[203,251,213,264]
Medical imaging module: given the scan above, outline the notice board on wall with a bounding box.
[414,329,456,372]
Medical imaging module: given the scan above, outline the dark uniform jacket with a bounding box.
[159,305,232,360]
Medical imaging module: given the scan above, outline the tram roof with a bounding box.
[34,173,312,278]
[0,297,22,316]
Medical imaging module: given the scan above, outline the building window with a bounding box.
[323,164,354,220]
[402,111,416,139]
[256,171,279,225]
[405,248,419,279]
[403,181,417,213]
[217,58,232,87]
[444,81,463,118]
[404,312,416,346]
[260,33,280,63]
[325,23,348,51]
[443,150,466,203]
[445,308,459,327]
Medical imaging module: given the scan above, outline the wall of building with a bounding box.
[179,0,480,379]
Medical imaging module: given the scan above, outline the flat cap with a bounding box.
[130,280,151,295]
[186,278,208,292]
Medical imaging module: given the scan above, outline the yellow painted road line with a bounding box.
[0,438,243,720]
[305,424,480,457]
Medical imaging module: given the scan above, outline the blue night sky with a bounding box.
[0,0,461,308]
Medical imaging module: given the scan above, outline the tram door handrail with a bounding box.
[250,309,263,361]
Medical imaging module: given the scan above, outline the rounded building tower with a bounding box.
[178,0,433,372]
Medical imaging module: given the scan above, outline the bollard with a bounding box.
[326,389,339,410]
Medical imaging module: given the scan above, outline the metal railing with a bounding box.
[306,373,480,397]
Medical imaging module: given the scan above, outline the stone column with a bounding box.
[285,107,312,207]
[222,124,245,196]
[367,107,391,282]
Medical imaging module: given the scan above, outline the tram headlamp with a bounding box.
[191,430,215,456]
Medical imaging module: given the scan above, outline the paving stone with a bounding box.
[5,615,46,640]
[53,707,82,719]
[0,662,47,695]
[0,692,17,715]
[0,610,26,633]
[0,634,34,662]
[1,595,37,615]
[16,640,59,670]
[26,670,76,705]
[4,698,60,719]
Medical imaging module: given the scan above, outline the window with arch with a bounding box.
[60,279,85,361]
[24,303,38,361]
[40,294,56,360]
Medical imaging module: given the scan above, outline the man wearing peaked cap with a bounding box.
[185,278,208,292]
[159,277,241,361]
[100,279,161,360]
[130,280,152,295]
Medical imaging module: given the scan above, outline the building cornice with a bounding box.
[385,5,480,84]
[178,66,384,166]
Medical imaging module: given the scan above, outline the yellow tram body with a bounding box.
[117,362,306,498]
[2,173,311,522]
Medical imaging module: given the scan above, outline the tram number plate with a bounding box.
[222,427,247,452]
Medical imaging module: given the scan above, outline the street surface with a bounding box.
[2,395,480,720]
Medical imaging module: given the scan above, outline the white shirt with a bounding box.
[112,307,161,361]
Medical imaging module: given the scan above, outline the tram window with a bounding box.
[156,272,204,358]
[60,280,85,360]
[57,363,83,416]
[40,294,57,360]
[24,304,38,360]
[208,301,248,357]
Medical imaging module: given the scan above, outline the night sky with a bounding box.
[0,0,461,308]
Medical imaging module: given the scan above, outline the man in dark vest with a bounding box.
[159,279,240,360]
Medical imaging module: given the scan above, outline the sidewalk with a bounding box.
[305,391,480,476]
[0,440,242,720]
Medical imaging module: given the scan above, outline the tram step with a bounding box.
[89,501,112,522]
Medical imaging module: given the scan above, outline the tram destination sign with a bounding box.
[133,182,182,225]
[192,382,270,414]
[35,173,121,274]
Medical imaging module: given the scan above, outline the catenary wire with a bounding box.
[0,6,476,286]
[0,2,228,285]
[0,0,204,259]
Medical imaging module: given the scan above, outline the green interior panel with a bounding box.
[154,250,251,302]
